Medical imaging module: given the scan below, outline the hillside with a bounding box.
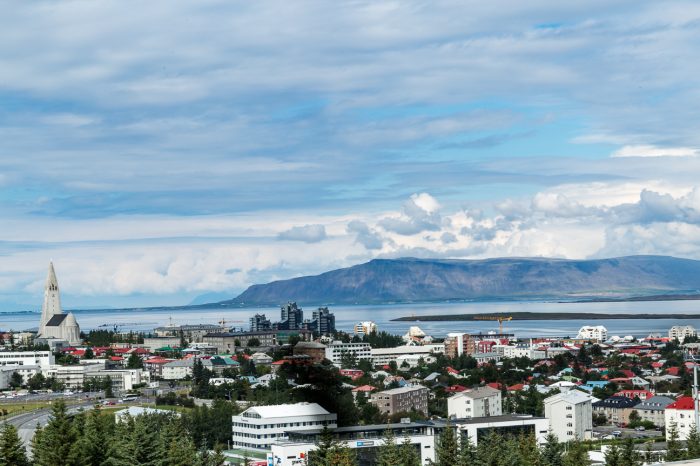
[227,255,700,306]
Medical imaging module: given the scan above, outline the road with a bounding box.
[4,401,99,453]
[594,425,664,440]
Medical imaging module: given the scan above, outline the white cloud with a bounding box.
[277,224,327,243]
[611,145,698,158]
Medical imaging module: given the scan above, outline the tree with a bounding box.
[620,438,641,466]
[687,424,700,459]
[666,421,685,462]
[28,372,46,390]
[376,427,401,466]
[32,400,76,466]
[457,433,477,466]
[604,443,621,466]
[68,408,108,466]
[9,372,22,388]
[398,436,420,466]
[127,352,144,369]
[0,423,29,466]
[247,338,260,347]
[540,432,564,466]
[433,422,459,466]
[84,347,95,359]
[563,440,589,466]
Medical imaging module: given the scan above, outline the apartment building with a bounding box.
[325,341,372,366]
[576,326,608,342]
[669,325,696,343]
[592,396,637,426]
[0,350,55,370]
[665,397,697,440]
[370,344,443,366]
[231,402,337,452]
[633,395,675,427]
[444,333,476,358]
[543,390,593,442]
[448,386,502,419]
[370,386,429,416]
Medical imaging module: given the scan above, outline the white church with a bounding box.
[37,262,81,345]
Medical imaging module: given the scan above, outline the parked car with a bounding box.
[612,430,622,437]
[635,426,645,431]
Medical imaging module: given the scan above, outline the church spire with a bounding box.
[46,261,59,292]
[39,261,63,335]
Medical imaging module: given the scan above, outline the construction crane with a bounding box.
[218,318,244,327]
[473,315,513,334]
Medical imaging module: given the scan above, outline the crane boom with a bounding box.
[473,315,513,333]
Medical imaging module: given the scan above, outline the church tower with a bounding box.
[39,262,62,331]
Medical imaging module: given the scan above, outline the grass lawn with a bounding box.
[0,400,56,417]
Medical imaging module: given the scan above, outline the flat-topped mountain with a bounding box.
[226,255,700,306]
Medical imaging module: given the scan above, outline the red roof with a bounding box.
[446,367,459,374]
[487,382,503,390]
[445,385,467,393]
[508,383,525,391]
[651,362,663,368]
[620,370,635,378]
[668,396,696,410]
[352,385,376,392]
[109,356,124,361]
[272,360,287,366]
[666,367,681,376]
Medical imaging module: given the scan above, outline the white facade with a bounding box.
[543,390,593,442]
[162,359,194,380]
[669,325,696,342]
[576,326,608,342]
[665,398,697,441]
[353,321,377,335]
[46,364,92,389]
[0,351,54,370]
[494,344,533,359]
[454,415,550,446]
[0,365,41,389]
[37,263,81,345]
[325,341,371,366]
[86,368,150,392]
[371,345,442,366]
[232,403,337,451]
[448,386,502,419]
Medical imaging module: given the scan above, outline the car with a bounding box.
[611,430,622,437]
[602,435,616,440]
[635,426,645,431]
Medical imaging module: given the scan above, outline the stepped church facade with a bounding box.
[37,262,81,345]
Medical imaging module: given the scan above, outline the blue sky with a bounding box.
[2,0,700,310]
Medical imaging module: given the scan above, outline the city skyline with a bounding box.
[2,1,700,308]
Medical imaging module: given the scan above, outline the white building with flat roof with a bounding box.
[576,326,608,342]
[448,386,502,419]
[370,345,443,366]
[325,341,371,366]
[670,325,696,342]
[0,350,54,370]
[232,402,337,452]
[543,390,593,442]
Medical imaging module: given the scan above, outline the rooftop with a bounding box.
[243,402,332,418]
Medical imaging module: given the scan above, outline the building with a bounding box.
[447,386,502,419]
[45,364,94,389]
[447,415,550,446]
[142,336,181,351]
[85,368,150,392]
[249,314,272,332]
[0,350,54,370]
[0,365,41,389]
[670,325,696,342]
[268,421,436,466]
[325,341,372,366]
[543,390,593,442]
[371,345,442,366]
[154,324,225,343]
[293,341,327,363]
[308,307,336,335]
[115,406,175,423]
[37,262,81,345]
[370,386,429,416]
[665,397,697,440]
[576,326,608,342]
[633,396,675,428]
[162,359,195,380]
[592,396,638,426]
[276,302,304,330]
[353,321,377,336]
[231,402,337,452]
[201,333,238,353]
[444,333,476,358]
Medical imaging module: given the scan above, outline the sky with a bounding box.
[2,0,700,310]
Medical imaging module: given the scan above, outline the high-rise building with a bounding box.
[37,263,81,345]
[353,321,377,335]
[309,307,336,335]
[276,302,304,330]
[444,333,476,358]
[250,314,272,332]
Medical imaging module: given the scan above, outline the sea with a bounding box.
[4,299,700,338]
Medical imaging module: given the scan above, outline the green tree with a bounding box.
[32,400,76,466]
[84,347,94,359]
[457,432,477,466]
[9,372,22,388]
[433,423,459,466]
[540,432,564,466]
[398,435,420,466]
[518,433,541,466]
[620,438,641,466]
[563,440,589,466]
[687,424,700,459]
[308,426,356,466]
[666,421,685,462]
[376,427,401,466]
[604,443,621,466]
[0,423,29,466]
[127,352,144,369]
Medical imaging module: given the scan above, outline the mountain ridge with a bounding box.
[226,255,700,306]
